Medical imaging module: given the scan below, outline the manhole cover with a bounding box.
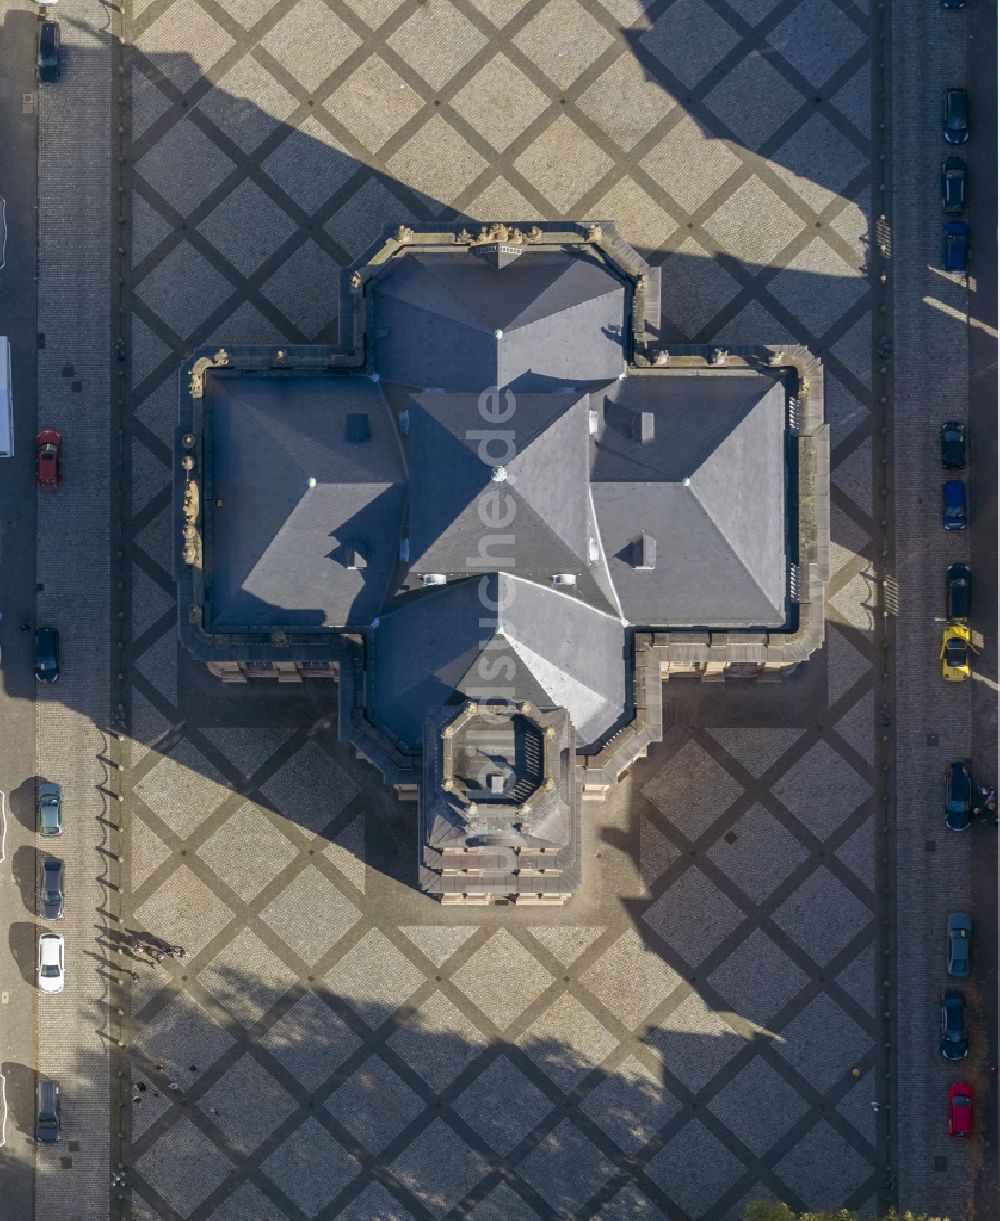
[927,732,940,746]
[723,831,738,844]
[22,94,35,114]
[925,840,936,852]
[60,1156,72,1169]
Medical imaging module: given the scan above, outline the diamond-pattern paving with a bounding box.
[123,0,880,1213]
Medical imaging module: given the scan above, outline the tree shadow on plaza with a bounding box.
[103,965,880,1219]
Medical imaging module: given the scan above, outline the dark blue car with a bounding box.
[943,480,967,531]
[943,221,969,272]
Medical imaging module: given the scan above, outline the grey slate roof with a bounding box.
[207,374,404,630]
[592,370,788,627]
[373,249,626,392]
[371,573,628,751]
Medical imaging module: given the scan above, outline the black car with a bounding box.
[946,759,972,831]
[36,1080,60,1143]
[942,221,969,273]
[38,20,59,84]
[941,157,967,213]
[943,89,969,144]
[946,563,971,621]
[34,627,59,683]
[41,858,64,920]
[940,990,968,1059]
[940,421,966,469]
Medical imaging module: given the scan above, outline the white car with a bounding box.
[38,933,64,994]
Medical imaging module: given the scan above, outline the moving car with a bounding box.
[945,760,972,830]
[942,480,967,531]
[38,20,60,84]
[940,990,968,1059]
[36,1080,60,1144]
[947,1082,973,1136]
[38,781,62,837]
[34,627,59,683]
[946,912,971,977]
[41,858,64,920]
[940,421,966,469]
[946,563,970,621]
[943,88,969,144]
[941,158,967,212]
[940,622,972,682]
[35,429,62,489]
[942,221,969,273]
[38,933,64,994]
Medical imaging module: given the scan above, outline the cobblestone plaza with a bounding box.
[121,0,883,1217]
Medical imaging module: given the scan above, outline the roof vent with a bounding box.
[588,410,599,436]
[488,773,506,794]
[588,537,600,564]
[398,410,410,435]
[346,546,367,571]
[631,411,655,443]
[346,413,371,443]
[473,243,523,269]
[491,465,507,482]
[552,573,577,587]
[422,573,447,586]
[399,538,410,562]
[631,532,656,571]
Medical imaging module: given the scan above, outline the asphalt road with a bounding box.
[0,2,40,1214]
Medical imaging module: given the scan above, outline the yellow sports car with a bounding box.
[941,623,972,682]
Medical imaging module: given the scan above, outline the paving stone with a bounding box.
[259,990,363,1091]
[136,239,236,338]
[129,816,172,890]
[580,928,683,1029]
[525,925,606,967]
[703,56,806,151]
[197,180,298,278]
[833,688,875,766]
[449,54,551,153]
[327,1054,424,1154]
[641,116,742,213]
[826,622,874,706]
[598,1182,667,1219]
[775,992,875,1093]
[336,1183,416,1221]
[134,0,235,93]
[834,1067,878,1147]
[832,433,874,516]
[262,117,360,215]
[706,802,810,904]
[222,0,283,31]
[517,992,619,1092]
[644,991,743,1093]
[205,1182,288,1221]
[513,115,614,212]
[642,739,744,842]
[590,176,678,251]
[658,237,744,338]
[130,316,172,390]
[834,816,876,891]
[321,812,367,893]
[643,1118,745,1216]
[707,726,806,779]
[261,0,362,92]
[642,867,746,968]
[834,942,877,1015]
[766,242,868,341]
[830,61,871,137]
[134,738,234,839]
[452,931,552,1030]
[329,929,426,1027]
[513,0,614,90]
[770,739,871,840]
[706,1057,810,1156]
[131,66,172,140]
[828,312,873,389]
[262,1116,362,1214]
[131,563,174,640]
[517,1119,617,1215]
[198,928,300,1029]
[132,864,235,956]
[200,727,294,780]
[580,1054,680,1153]
[465,1182,542,1220]
[703,176,805,266]
[577,52,676,150]
[259,740,359,836]
[197,801,300,902]
[132,194,174,267]
[134,377,180,450]
[452,1054,553,1156]
[136,119,236,220]
[197,1053,298,1153]
[324,176,420,259]
[385,116,489,208]
[197,57,299,153]
[639,0,740,90]
[389,1118,490,1217]
[134,504,175,580]
[387,0,489,91]
[398,925,477,968]
[639,815,682,891]
[767,0,867,88]
[387,990,490,1091]
[325,56,424,155]
[773,1119,875,1207]
[707,928,810,1027]
[261,866,362,964]
[134,1116,235,1215]
[259,239,342,339]
[771,866,873,965]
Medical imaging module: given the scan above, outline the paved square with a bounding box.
[121,0,881,1216]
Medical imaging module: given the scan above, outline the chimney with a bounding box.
[631,532,656,570]
[631,411,655,443]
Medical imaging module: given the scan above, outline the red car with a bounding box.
[947,1081,973,1136]
[36,429,62,489]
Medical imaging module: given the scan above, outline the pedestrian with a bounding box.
[168,1081,179,1092]
[188,1065,198,1073]
[136,1081,146,1093]
[154,1063,164,1072]
[870,1101,879,1113]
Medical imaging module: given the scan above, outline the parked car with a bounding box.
[940,622,972,682]
[947,912,972,976]
[940,421,966,469]
[941,157,967,212]
[940,990,968,1059]
[35,429,62,489]
[41,858,64,920]
[942,479,967,531]
[36,1080,60,1144]
[946,563,971,621]
[943,88,969,144]
[947,1082,973,1136]
[38,20,60,84]
[942,221,969,272]
[945,759,972,830]
[34,627,59,683]
[37,933,64,994]
[37,782,62,838]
